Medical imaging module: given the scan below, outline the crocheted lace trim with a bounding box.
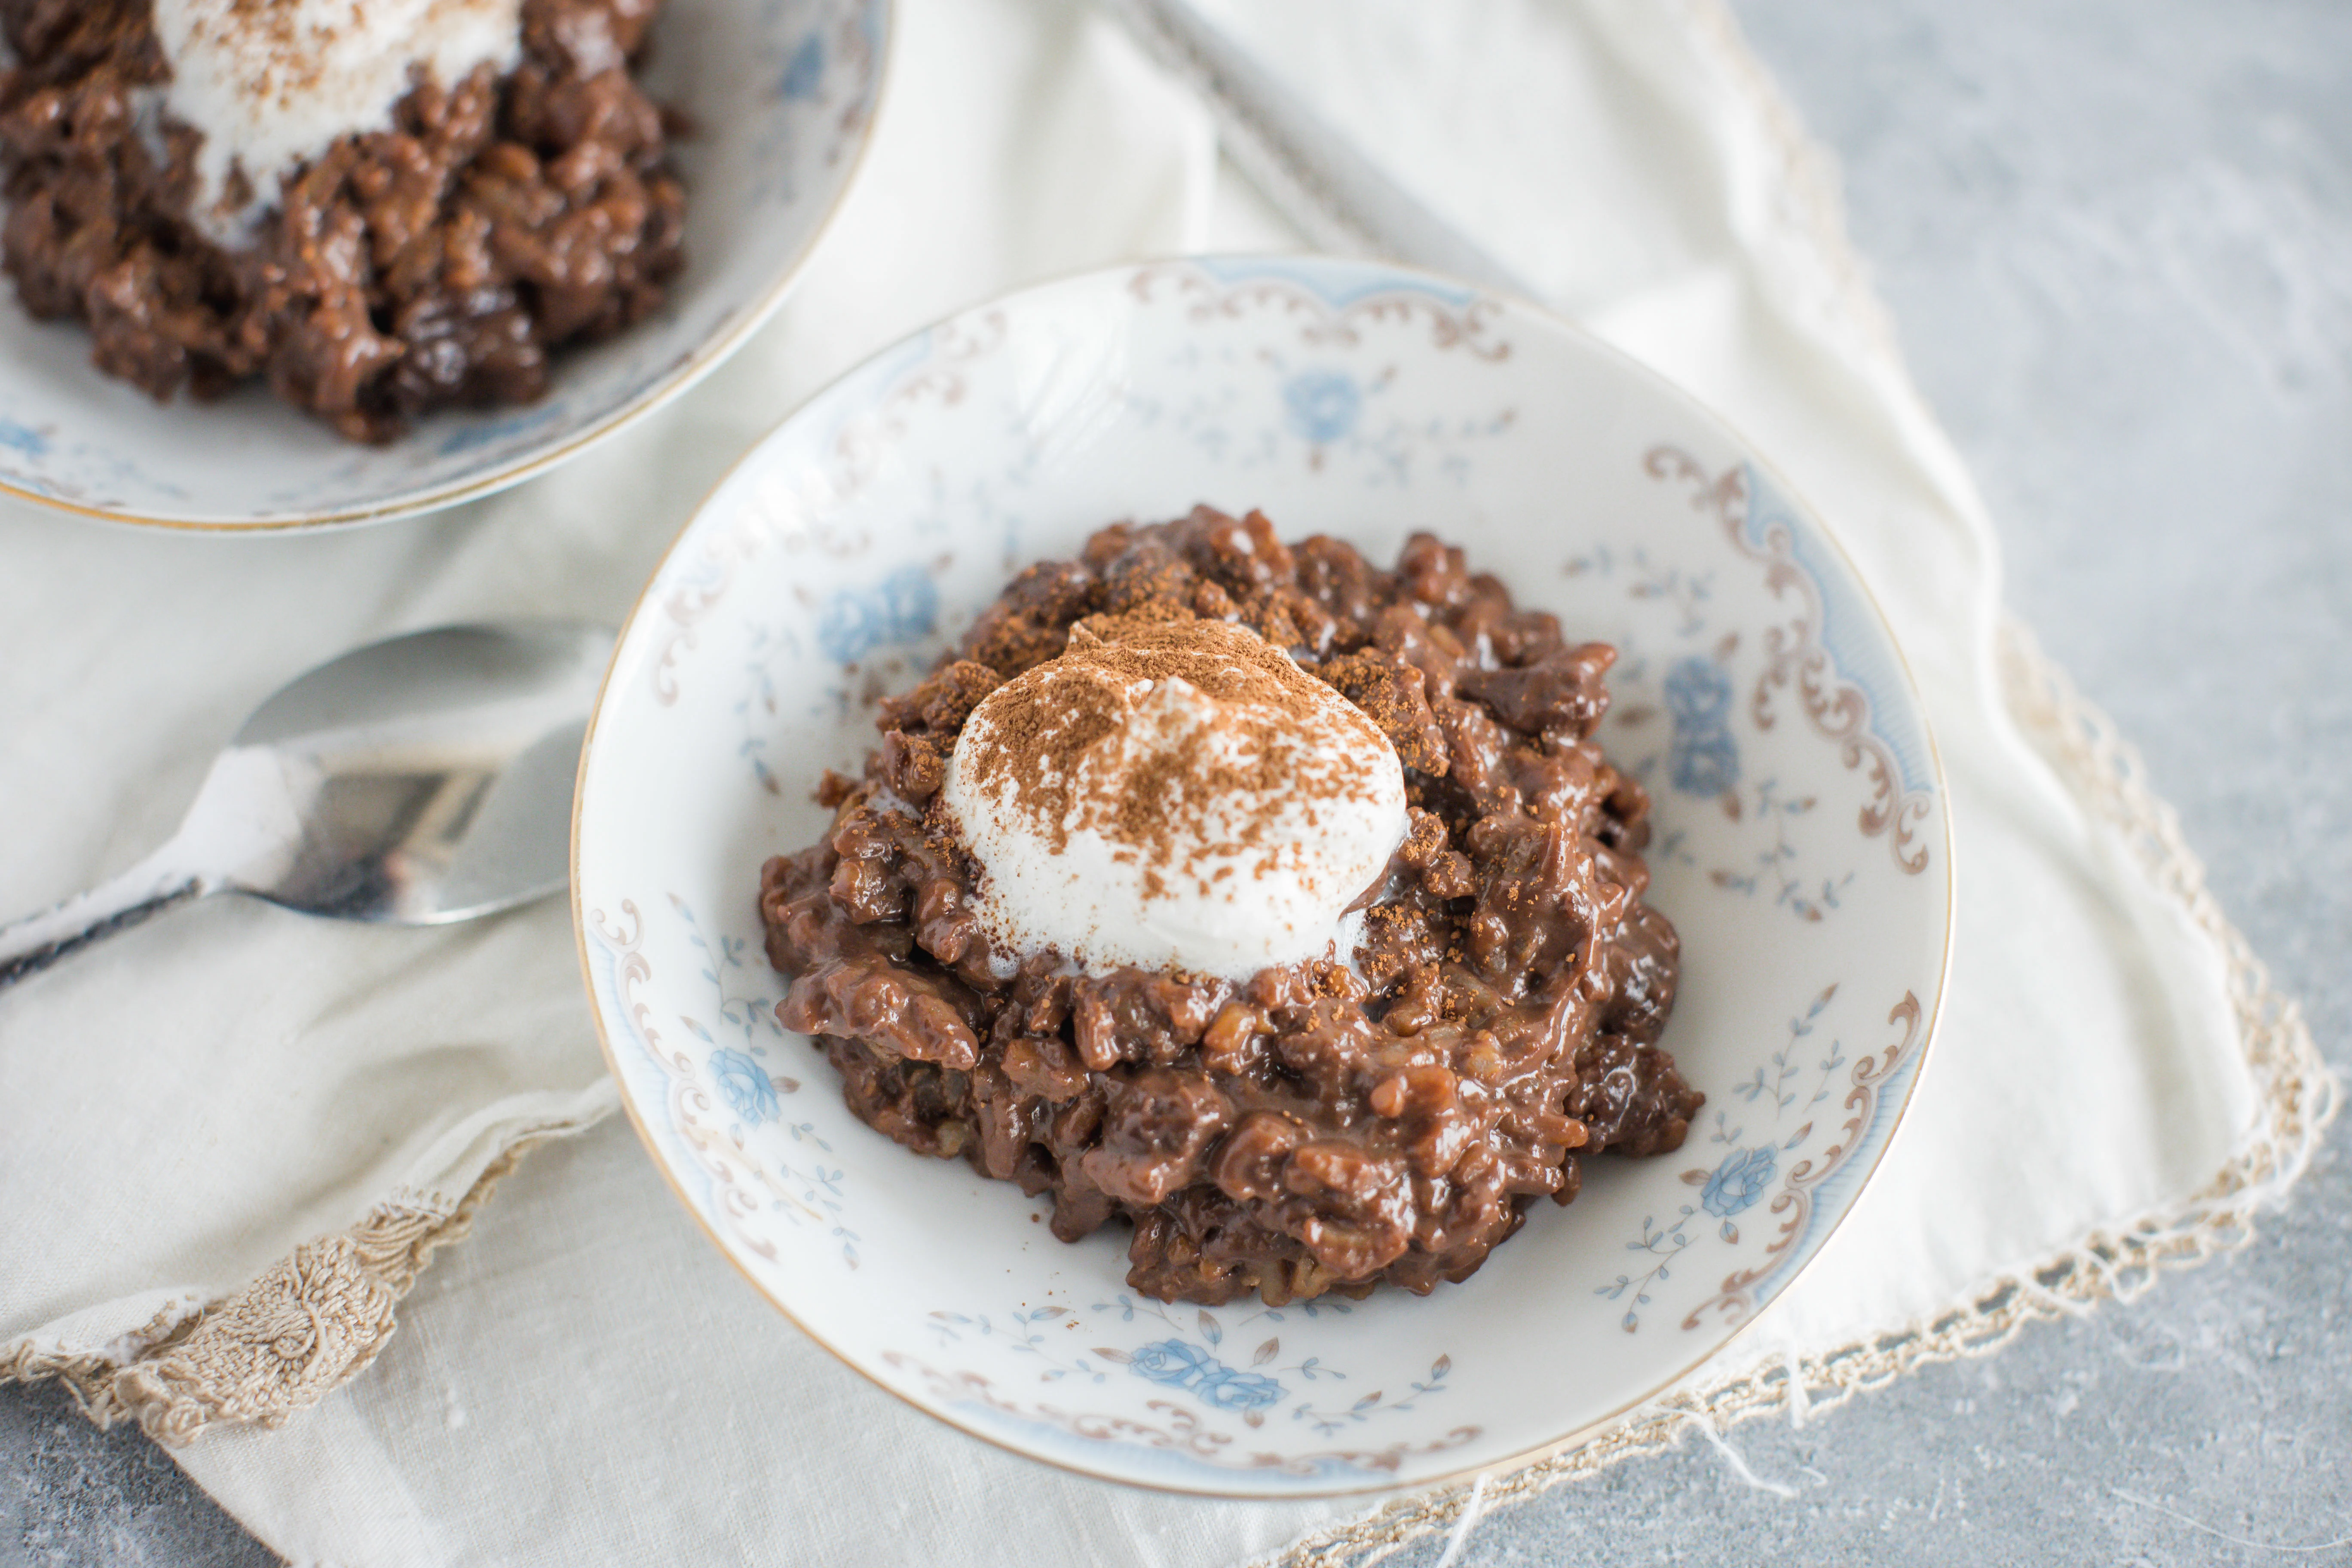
[0,1142,539,1445]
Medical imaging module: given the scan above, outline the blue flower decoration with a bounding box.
[1123,1340,1287,1408]
[1664,656,1731,724]
[1672,728,1740,796]
[1282,370,1362,445]
[1664,656,1740,796]
[711,1047,780,1125]
[1195,1368,1284,1410]
[0,418,48,458]
[780,34,827,100]
[1129,1339,1213,1385]
[1701,1145,1776,1219]
[818,565,938,664]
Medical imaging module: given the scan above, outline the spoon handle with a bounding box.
[0,848,213,992]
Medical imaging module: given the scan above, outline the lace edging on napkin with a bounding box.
[1249,622,2341,1568]
[0,1138,550,1445]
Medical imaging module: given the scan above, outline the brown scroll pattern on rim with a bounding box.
[1680,991,1923,1331]
[1129,263,1513,362]
[1644,446,1936,875]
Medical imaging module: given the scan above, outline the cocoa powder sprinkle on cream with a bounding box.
[941,614,1409,978]
[154,0,524,241]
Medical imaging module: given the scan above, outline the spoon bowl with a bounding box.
[0,622,610,989]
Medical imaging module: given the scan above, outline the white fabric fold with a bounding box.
[0,0,2326,1564]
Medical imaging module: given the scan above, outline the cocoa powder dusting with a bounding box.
[954,612,1395,899]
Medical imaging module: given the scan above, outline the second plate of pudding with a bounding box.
[573,255,1953,1496]
[0,0,887,528]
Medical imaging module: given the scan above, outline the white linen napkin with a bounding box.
[0,0,2330,1563]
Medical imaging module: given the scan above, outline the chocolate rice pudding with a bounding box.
[758,507,1698,1306]
[0,0,684,441]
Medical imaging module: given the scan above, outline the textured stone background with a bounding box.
[5,0,2348,1561]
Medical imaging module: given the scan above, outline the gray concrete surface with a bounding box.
[6,0,2349,1562]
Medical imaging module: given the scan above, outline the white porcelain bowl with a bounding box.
[0,0,887,530]
[573,256,1954,1497]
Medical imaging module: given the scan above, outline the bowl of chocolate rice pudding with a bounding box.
[0,0,886,528]
[573,255,1954,1496]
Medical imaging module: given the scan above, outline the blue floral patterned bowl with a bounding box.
[0,0,886,531]
[573,256,1954,1497]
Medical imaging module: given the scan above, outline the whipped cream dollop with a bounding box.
[942,616,1409,980]
[153,0,524,241]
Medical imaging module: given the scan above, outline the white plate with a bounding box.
[0,0,887,530]
[573,256,1953,1497]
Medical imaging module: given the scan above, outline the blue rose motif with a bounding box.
[1282,370,1362,445]
[710,1047,780,1125]
[1664,656,1731,725]
[1701,1145,1776,1219]
[1127,1339,1213,1386]
[780,34,826,100]
[1121,1338,1290,1411]
[1671,728,1740,796]
[1664,656,1740,796]
[818,565,939,664]
[1194,1368,1284,1410]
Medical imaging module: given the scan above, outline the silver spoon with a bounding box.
[0,622,611,991]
